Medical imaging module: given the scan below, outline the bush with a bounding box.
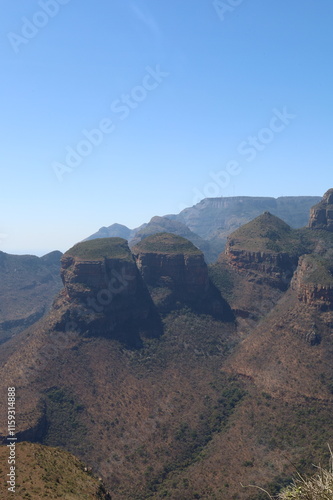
[244,447,333,500]
[278,448,333,499]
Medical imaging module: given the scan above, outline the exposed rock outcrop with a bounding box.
[225,247,297,286]
[57,238,160,345]
[308,188,333,231]
[132,233,232,319]
[224,212,299,289]
[291,254,333,310]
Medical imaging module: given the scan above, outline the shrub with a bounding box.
[278,448,333,499]
[244,447,333,499]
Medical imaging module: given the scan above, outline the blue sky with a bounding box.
[1,0,332,255]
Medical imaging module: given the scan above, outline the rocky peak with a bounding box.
[291,253,333,310]
[308,188,333,231]
[132,233,231,318]
[58,238,160,345]
[224,212,299,289]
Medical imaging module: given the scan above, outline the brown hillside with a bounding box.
[1,194,333,499]
[0,442,110,499]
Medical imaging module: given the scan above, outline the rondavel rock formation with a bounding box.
[292,188,333,309]
[291,254,333,310]
[132,233,232,318]
[55,237,161,346]
[52,234,232,345]
[224,212,299,290]
[308,188,333,230]
[222,190,333,309]
[2,193,333,500]
[57,191,333,337]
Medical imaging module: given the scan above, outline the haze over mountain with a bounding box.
[0,250,63,344]
[2,1,333,497]
[1,190,333,499]
[86,195,321,262]
[0,195,318,348]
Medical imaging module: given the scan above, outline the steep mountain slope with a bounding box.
[222,201,333,399]
[0,250,63,344]
[132,233,231,319]
[0,442,111,499]
[58,237,161,347]
[309,187,333,230]
[1,192,333,499]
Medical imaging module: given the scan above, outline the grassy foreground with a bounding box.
[246,448,333,500]
[278,453,333,500]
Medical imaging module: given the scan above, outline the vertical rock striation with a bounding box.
[132,233,232,319]
[58,238,160,344]
[308,188,333,231]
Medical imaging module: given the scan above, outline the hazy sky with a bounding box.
[1,0,332,255]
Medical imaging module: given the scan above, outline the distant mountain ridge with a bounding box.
[0,250,63,343]
[85,195,321,262]
[84,223,135,241]
[168,195,322,238]
[1,190,333,499]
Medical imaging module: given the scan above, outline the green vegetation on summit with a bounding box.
[301,254,333,286]
[2,191,333,499]
[133,232,202,255]
[64,237,133,262]
[228,212,304,254]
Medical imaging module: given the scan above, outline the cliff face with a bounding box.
[133,252,209,294]
[224,212,299,289]
[61,255,138,301]
[132,233,231,319]
[291,255,333,310]
[170,196,321,239]
[225,246,298,290]
[57,238,160,345]
[53,234,234,341]
[308,188,333,231]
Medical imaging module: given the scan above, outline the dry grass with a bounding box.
[0,442,109,499]
[242,447,333,500]
[278,448,333,499]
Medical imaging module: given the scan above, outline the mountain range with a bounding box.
[85,196,321,262]
[0,191,332,499]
